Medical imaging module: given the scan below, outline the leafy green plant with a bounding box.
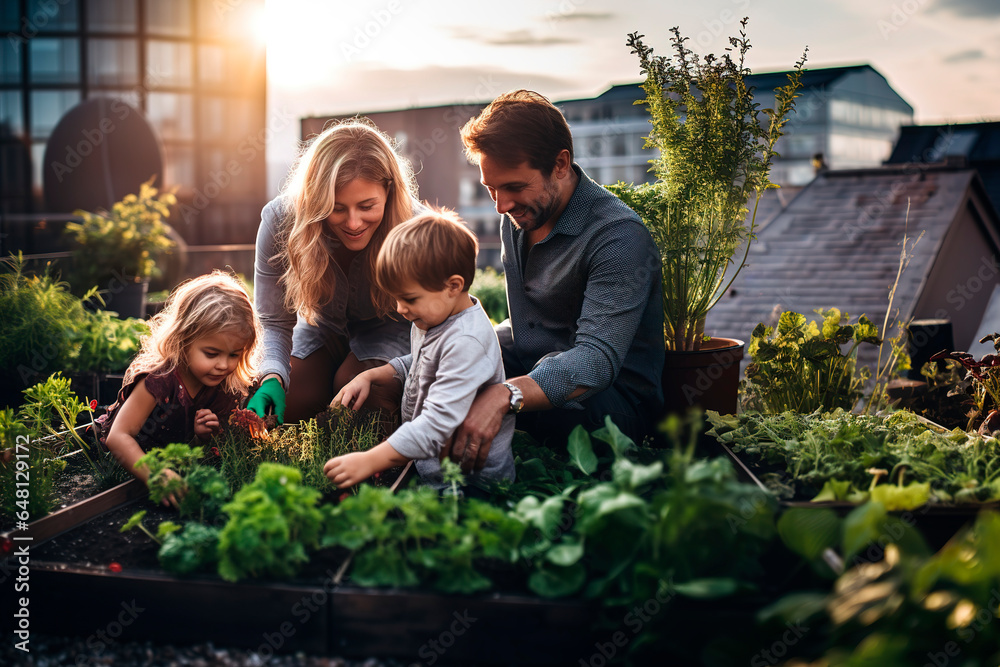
[68,310,148,373]
[707,409,1000,505]
[64,177,177,292]
[321,476,527,594]
[764,507,1000,666]
[470,267,507,324]
[607,21,806,350]
[136,443,231,522]
[217,463,323,582]
[0,406,65,524]
[0,254,86,387]
[741,309,902,413]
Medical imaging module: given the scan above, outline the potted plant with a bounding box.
[607,20,806,414]
[64,177,177,318]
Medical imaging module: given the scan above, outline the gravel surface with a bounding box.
[2,634,427,667]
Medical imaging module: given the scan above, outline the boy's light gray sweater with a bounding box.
[387,297,515,488]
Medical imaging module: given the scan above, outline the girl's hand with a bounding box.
[194,409,220,438]
[323,451,377,489]
[158,468,184,510]
[332,377,371,411]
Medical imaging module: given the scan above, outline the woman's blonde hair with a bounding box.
[278,118,417,324]
[124,271,262,396]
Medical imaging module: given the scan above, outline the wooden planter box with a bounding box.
[717,440,995,548]
[1,461,599,664]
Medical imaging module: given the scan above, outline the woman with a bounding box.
[248,119,418,423]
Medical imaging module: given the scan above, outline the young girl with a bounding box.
[97,272,261,502]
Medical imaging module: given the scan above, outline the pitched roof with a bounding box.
[886,122,1000,219]
[704,165,986,368]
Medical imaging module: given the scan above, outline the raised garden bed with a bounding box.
[1,460,599,665]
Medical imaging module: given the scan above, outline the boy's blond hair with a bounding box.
[375,208,478,295]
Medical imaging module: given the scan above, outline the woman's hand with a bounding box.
[194,409,220,439]
[332,375,372,411]
[247,376,286,424]
[324,451,378,489]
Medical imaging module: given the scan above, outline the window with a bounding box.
[145,0,191,37]
[147,40,193,87]
[88,39,139,86]
[148,92,194,140]
[29,38,80,84]
[30,90,81,137]
[88,0,138,32]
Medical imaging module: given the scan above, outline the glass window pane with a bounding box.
[88,0,138,32]
[198,0,259,38]
[199,96,256,145]
[30,89,81,137]
[0,2,18,31]
[148,92,193,140]
[87,89,141,112]
[145,0,191,37]
[88,39,139,86]
[161,143,194,189]
[0,139,32,198]
[31,140,45,193]
[1,39,21,84]
[30,38,80,84]
[27,0,79,31]
[147,40,192,88]
[1,91,25,136]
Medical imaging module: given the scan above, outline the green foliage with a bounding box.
[68,310,148,373]
[0,254,86,383]
[321,483,527,594]
[64,177,177,290]
[0,406,66,523]
[0,254,149,390]
[765,508,1000,665]
[931,333,1000,432]
[217,463,323,582]
[136,443,231,522]
[158,522,220,575]
[215,407,389,494]
[741,308,902,413]
[607,21,806,350]
[470,267,507,324]
[706,409,1000,505]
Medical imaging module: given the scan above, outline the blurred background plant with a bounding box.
[63,177,177,295]
[470,267,507,324]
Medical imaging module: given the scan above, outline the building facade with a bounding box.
[0,0,267,246]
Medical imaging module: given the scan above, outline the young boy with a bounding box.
[323,208,515,491]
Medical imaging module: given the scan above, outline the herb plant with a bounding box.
[217,463,323,582]
[741,308,909,414]
[607,20,806,350]
[135,443,231,522]
[64,177,177,292]
[707,410,1000,506]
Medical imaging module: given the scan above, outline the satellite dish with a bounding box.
[43,97,163,213]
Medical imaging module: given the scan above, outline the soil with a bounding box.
[0,634,428,666]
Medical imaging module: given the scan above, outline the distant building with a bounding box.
[304,64,912,269]
[0,0,267,247]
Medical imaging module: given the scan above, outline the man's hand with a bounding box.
[444,383,511,473]
[324,451,378,489]
[194,409,219,439]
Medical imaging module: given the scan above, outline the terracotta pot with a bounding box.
[662,337,744,416]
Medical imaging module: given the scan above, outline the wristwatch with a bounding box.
[502,382,524,414]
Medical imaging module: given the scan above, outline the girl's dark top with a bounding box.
[95,367,242,451]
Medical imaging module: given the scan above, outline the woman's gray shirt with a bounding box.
[387,298,515,489]
[254,196,412,388]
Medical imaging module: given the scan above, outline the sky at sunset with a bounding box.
[262,0,1000,195]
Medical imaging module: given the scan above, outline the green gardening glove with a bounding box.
[247,377,286,424]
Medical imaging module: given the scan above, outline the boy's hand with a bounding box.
[332,376,371,411]
[324,451,378,489]
[194,409,220,439]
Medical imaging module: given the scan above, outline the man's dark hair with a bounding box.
[460,89,574,175]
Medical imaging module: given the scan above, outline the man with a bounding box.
[446,89,664,471]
